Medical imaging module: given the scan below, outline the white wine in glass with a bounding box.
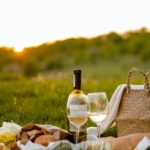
[89,112,108,123]
[68,115,88,127]
[87,92,109,139]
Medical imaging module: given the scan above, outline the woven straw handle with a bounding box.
[146,70,150,77]
[146,69,150,85]
[127,68,149,92]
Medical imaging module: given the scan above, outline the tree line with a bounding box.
[0,28,150,76]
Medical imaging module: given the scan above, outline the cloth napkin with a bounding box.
[135,136,150,150]
[17,139,110,150]
[87,84,145,135]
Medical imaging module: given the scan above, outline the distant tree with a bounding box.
[1,27,150,74]
[46,60,63,70]
[23,60,39,77]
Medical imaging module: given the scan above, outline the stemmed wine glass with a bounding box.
[67,92,88,144]
[87,92,109,139]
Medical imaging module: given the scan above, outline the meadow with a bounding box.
[0,60,149,137]
[0,29,150,136]
[0,70,120,127]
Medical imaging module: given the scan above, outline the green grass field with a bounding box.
[0,61,149,137]
[1,29,150,138]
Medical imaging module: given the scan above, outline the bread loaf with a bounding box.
[35,134,56,146]
[18,124,70,142]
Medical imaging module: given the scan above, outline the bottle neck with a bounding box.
[73,70,81,90]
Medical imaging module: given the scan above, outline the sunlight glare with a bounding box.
[0,0,150,49]
[14,45,24,52]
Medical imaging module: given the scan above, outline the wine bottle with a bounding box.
[67,70,87,143]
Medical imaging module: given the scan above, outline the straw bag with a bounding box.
[116,68,150,137]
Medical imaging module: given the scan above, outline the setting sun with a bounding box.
[13,45,24,52]
[0,0,150,52]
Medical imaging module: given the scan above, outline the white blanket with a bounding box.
[135,136,150,150]
[87,84,144,135]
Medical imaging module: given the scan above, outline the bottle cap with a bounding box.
[73,70,81,74]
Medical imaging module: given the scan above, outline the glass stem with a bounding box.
[75,126,80,144]
[97,123,101,139]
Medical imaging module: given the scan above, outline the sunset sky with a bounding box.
[0,0,150,52]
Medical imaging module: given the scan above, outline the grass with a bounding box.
[0,77,70,128]
[0,60,149,137]
[0,73,119,128]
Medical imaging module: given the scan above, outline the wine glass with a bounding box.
[67,91,88,144]
[87,92,109,139]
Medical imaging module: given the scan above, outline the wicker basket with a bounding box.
[115,68,150,137]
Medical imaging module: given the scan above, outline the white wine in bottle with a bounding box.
[67,70,88,143]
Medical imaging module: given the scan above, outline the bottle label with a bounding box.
[70,105,87,117]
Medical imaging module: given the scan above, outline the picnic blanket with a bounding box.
[0,122,150,150]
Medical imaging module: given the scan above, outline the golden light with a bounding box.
[13,45,24,52]
[0,0,150,51]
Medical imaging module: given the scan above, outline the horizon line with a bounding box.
[0,27,149,52]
